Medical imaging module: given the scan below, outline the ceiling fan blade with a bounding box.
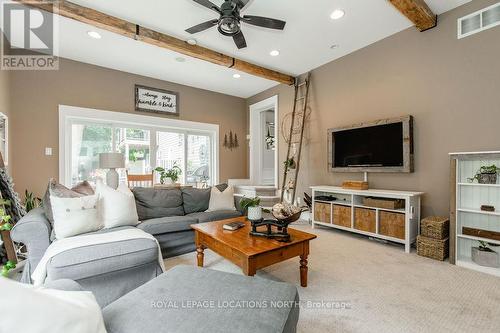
[185,20,219,34]
[233,31,247,49]
[192,0,221,14]
[234,0,250,9]
[242,15,286,30]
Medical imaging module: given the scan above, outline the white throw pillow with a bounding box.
[0,277,107,333]
[206,185,236,212]
[51,194,101,239]
[96,180,139,228]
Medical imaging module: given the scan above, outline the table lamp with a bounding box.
[99,153,125,189]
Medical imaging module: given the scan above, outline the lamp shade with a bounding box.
[99,153,125,169]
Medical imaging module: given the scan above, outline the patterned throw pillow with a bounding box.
[42,179,95,224]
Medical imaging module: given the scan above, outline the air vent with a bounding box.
[458,2,500,39]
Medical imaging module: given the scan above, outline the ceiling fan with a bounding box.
[185,0,286,49]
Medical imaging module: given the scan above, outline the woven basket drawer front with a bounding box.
[333,205,351,228]
[314,202,331,223]
[354,208,376,233]
[379,211,405,240]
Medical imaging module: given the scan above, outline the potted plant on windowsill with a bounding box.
[468,165,499,184]
[240,197,262,221]
[471,241,499,268]
[154,165,182,185]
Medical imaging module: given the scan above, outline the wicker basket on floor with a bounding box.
[420,216,449,240]
[417,235,449,261]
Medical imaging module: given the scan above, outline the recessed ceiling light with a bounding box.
[270,50,280,57]
[187,39,197,45]
[87,31,102,39]
[330,9,345,20]
[233,74,241,79]
[175,57,186,63]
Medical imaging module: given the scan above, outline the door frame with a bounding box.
[249,95,279,187]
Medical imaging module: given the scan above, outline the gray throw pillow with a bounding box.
[182,188,211,214]
[132,188,185,221]
[42,179,95,224]
[182,184,229,214]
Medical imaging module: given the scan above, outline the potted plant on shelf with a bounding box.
[240,197,262,221]
[471,241,499,268]
[468,165,499,184]
[154,165,182,185]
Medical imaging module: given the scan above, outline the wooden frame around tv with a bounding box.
[327,115,414,173]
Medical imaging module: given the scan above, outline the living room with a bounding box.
[1,0,499,332]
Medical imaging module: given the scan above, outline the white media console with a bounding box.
[311,186,424,253]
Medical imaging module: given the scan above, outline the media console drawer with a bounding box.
[379,211,405,240]
[314,202,331,223]
[333,205,351,228]
[354,208,376,233]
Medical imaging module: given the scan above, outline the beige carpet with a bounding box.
[164,223,500,333]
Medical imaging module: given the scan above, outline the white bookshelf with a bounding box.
[310,186,423,253]
[450,151,500,277]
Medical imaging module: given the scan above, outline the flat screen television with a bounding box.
[328,116,414,173]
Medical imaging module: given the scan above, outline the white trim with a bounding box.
[249,95,279,187]
[458,2,500,39]
[59,105,219,186]
[0,112,8,166]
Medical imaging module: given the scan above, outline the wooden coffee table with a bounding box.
[191,216,317,287]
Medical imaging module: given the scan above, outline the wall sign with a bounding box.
[135,85,179,116]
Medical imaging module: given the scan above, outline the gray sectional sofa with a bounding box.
[134,186,242,258]
[11,186,242,306]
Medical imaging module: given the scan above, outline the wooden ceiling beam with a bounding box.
[388,0,437,31]
[15,0,295,85]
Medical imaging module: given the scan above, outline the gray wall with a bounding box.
[247,0,500,216]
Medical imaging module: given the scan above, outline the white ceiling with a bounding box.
[5,0,472,98]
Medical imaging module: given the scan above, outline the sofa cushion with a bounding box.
[187,210,242,223]
[102,265,299,333]
[182,188,210,214]
[132,188,184,220]
[137,216,198,235]
[46,227,159,282]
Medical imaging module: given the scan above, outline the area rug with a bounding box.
[164,223,500,333]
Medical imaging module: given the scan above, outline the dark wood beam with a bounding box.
[388,0,437,31]
[15,0,295,85]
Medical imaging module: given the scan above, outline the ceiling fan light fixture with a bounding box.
[330,9,345,20]
[270,50,280,57]
[218,17,240,36]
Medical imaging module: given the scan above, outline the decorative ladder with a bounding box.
[280,73,312,204]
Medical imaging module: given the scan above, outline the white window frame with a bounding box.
[59,105,219,187]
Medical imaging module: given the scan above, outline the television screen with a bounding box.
[332,122,404,168]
